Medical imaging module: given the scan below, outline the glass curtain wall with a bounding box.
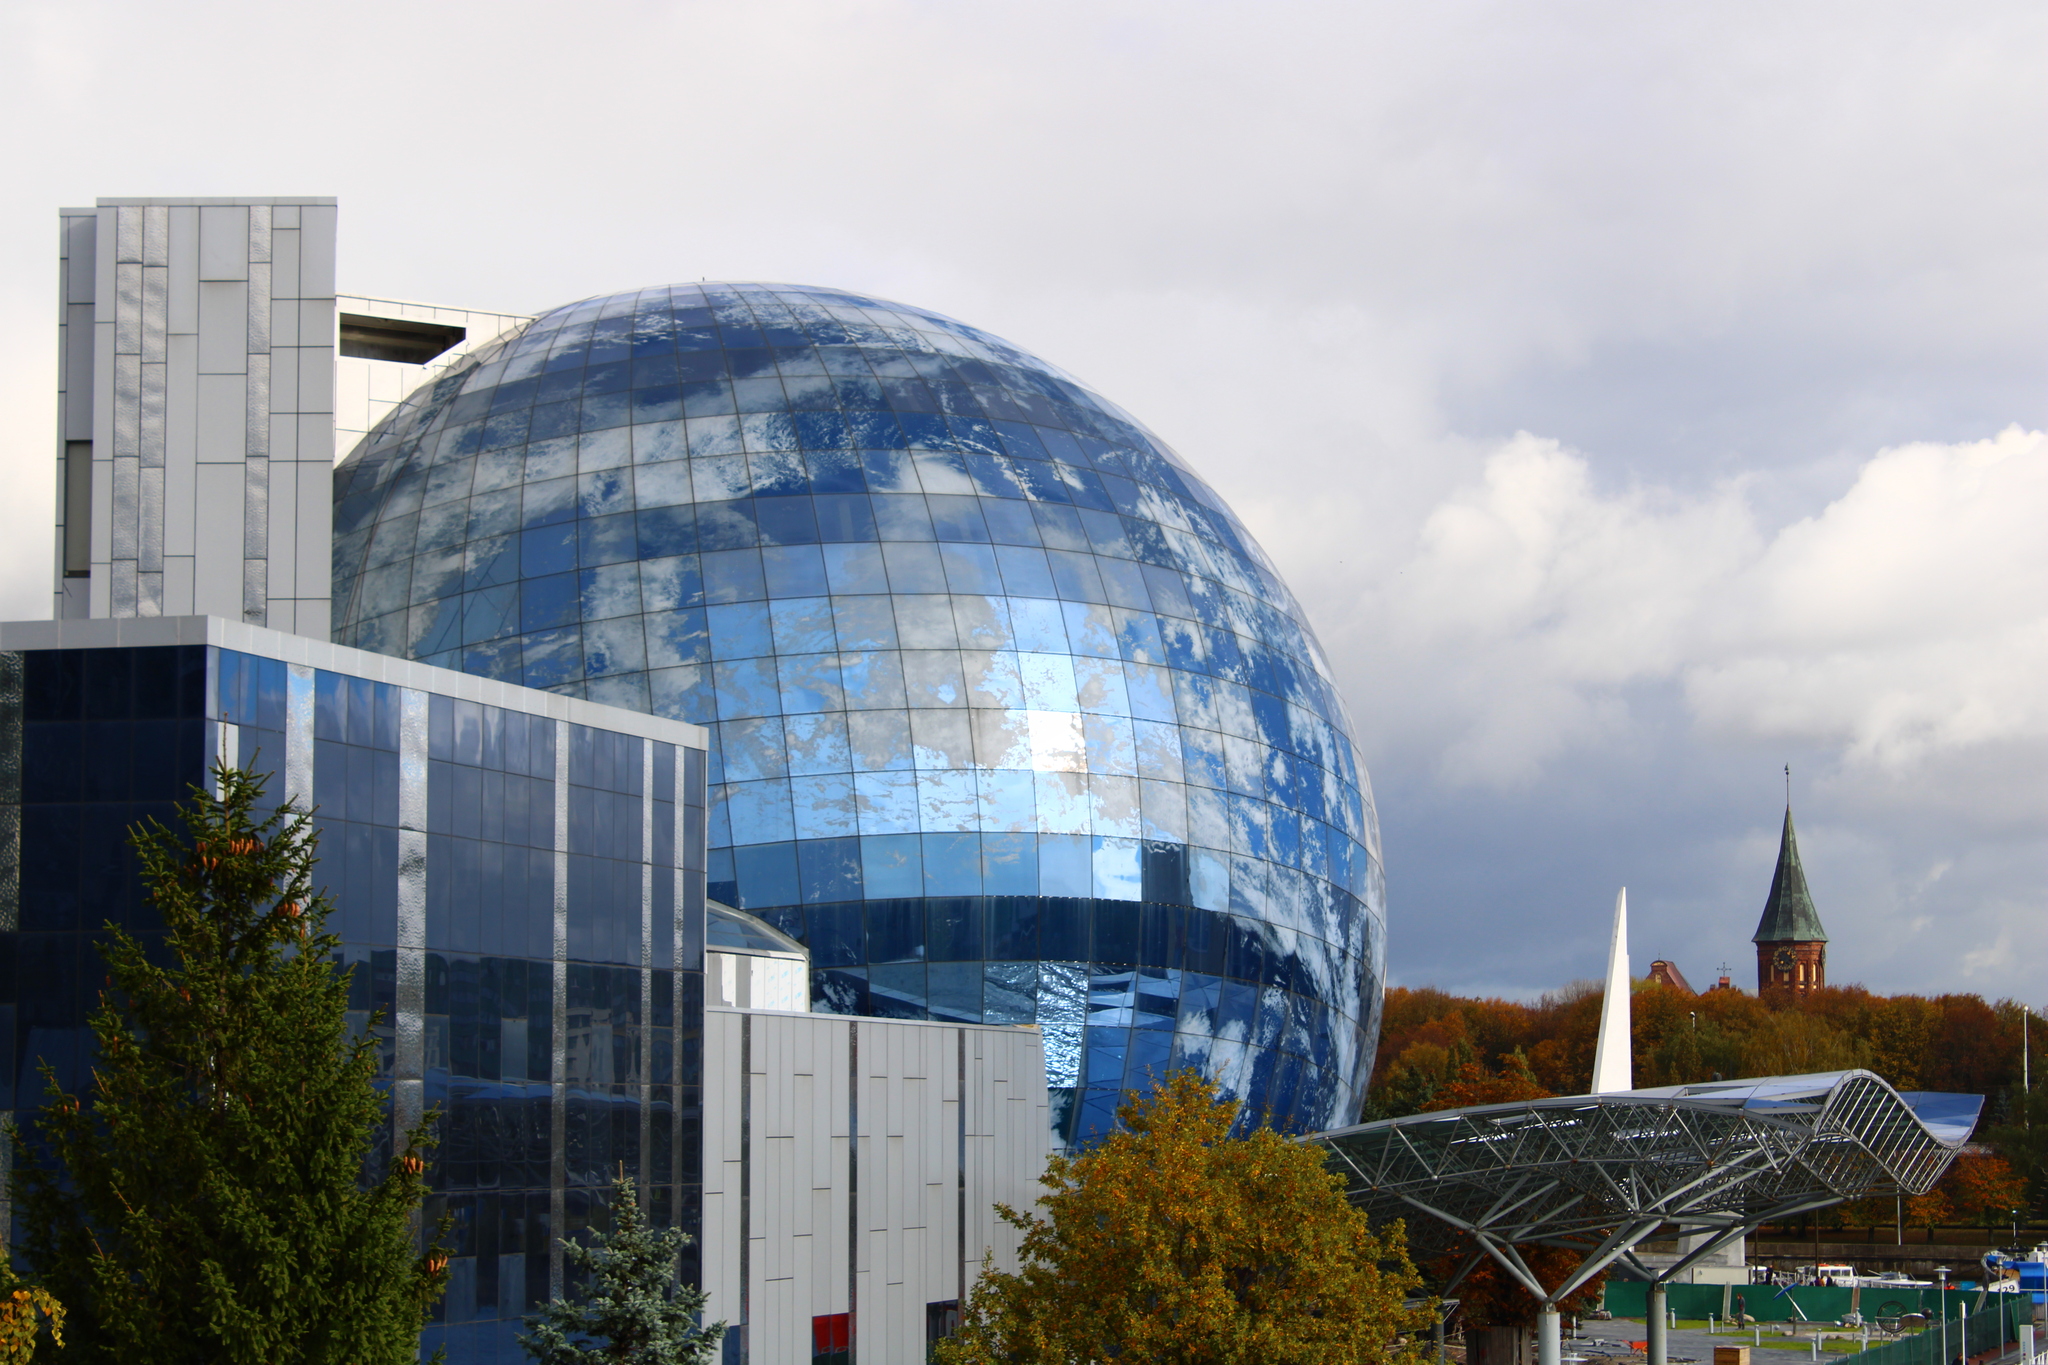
[0,643,705,1365]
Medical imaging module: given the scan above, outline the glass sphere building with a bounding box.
[331,282,1385,1141]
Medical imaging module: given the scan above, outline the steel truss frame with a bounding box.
[1310,1071,1978,1305]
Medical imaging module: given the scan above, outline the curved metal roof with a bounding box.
[1309,1071,1977,1303]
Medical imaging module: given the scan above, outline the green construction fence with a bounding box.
[1602,1280,2029,1328]
[1826,1298,2030,1365]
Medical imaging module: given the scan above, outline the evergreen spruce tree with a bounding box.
[520,1174,724,1364]
[8,765,449,1364]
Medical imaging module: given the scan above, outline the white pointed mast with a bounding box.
[1591,888,1633,1095]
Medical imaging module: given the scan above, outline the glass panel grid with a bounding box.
[335,282,1384,1138]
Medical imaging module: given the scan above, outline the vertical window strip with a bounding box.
[550,718,569,1297]
[394,687,429,1156]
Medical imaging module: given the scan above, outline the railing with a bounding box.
[1825,1298,2029,1365]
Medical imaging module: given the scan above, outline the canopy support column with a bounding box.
[1648,1282,1667,1365]
[1539,1305,1561,1365]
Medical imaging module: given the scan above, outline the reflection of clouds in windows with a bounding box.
[334,281,1383,1135]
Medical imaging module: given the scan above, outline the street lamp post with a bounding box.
[1935,1267,1949,1365]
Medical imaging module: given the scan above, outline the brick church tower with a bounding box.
[1754,804,1828,994]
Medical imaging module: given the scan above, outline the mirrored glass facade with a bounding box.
[0,636,707,1364]
[331,283,1385,1139]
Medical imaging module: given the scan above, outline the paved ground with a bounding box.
[1591,1318,1883,1363]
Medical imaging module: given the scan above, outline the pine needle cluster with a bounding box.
[519,1173,724,1365]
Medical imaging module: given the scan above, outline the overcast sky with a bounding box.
[3,1,2042,1004]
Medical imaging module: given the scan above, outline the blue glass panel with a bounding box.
[520,572,579,632]
[1092,837,1142,901]
[798,838,862,904]
[1037,834,1090,898]
[980,832,1037,895]
[711,659,779,720]
[862,899,924,965]
[805,904,864,968]
[867,962,927,1019]
[859,834,920,899]
[1127,1027,1174,1086]
[1038,896,1089,962]
[927,962,981,1023]
[921,833,981,897]
[705,602,772,661]
[732,843,798,911]
[1083,1029,1129,1090]
[634,505,697,558]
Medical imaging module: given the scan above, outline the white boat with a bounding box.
[1853,1271,1933,1289]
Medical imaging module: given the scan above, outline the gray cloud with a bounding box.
[0,0,2040,999]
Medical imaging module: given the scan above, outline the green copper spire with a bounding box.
[1753,805,1828,943]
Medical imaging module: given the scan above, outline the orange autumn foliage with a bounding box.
[0,1275,62,1364]
[938,1072,1430,1365]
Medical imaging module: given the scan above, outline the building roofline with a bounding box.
[0,615,707,749]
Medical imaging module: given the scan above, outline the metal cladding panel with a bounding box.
[700,1008,743,1329]
[703,1009,1046,1362]
[61,197,337,631]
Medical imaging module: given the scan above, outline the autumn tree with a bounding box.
[0,1260,62,1364]
[1425,1051,1550,1111]
[1426,1242,1604,1330]
[8,766,448,1364]
[1866,997,1939,1091]
[1985,1083,2048,1222]
[1903,1188,1953,1243]
[935,1071,1427,1365]
[1736,1008,1871,1077]
[1836,1195,1900,1243]
[1939,1152,2028,1237]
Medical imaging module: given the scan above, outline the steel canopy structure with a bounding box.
[1310,1071,1980,1311]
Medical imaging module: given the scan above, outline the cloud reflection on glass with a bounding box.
[332,282,1385,1143]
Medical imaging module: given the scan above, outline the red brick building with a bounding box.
[1647,959,1694,993]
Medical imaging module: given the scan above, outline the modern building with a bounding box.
[327,281,1387,1145]
[0,615,712,1359]
[19,193,1377,1361]
[1754,804,1827,994]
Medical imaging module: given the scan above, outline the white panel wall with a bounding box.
[702,1009,1048,1365]
[56,197,337,635]
[333,295,532,462]
[708,951,811,1012]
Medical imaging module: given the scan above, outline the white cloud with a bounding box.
[1687,427,2048,770]
[1344,427,2048,794]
